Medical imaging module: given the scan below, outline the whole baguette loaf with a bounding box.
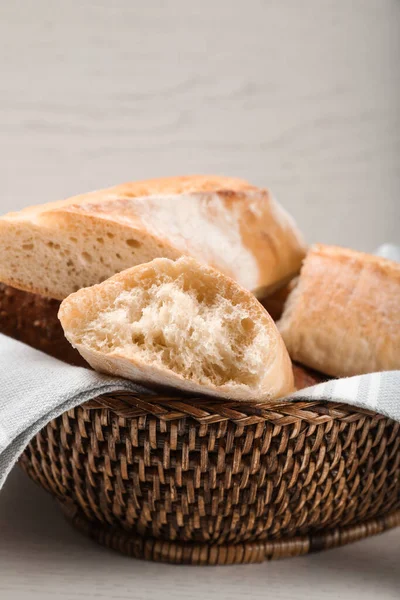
[278,244,400,377]
[0,175,306,300]
[59,256,295,402]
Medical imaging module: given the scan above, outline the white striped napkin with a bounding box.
[287,371,400,422]
[0,244,398,491]
[0,335,154,489]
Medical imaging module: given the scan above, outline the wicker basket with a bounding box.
[19,389,400,565]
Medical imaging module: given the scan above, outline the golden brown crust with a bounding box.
[0,284,86,366]
[3,176,257,219]
[0,175,306,300]
[278,244,400,377]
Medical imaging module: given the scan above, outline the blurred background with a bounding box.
[1,0,399,250]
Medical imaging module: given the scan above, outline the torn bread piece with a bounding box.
[278,244,400,377]
[0,175,306,300]
[59,257,294,402]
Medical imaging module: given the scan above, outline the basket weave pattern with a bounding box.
[20,393,400,563]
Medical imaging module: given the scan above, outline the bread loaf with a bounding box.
[59,256,295,402]
[0,282,323,392]
[0,175,306,300]
[278,244,400,377]
[0,283,85,366]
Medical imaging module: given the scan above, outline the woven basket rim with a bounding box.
[83,391,386,426]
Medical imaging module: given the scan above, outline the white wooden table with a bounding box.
[1,468,399,599]
[0,1,399,598]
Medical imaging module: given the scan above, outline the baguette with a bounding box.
[59,257,295,402]
[278,244,400,377]
[0,175,306,300]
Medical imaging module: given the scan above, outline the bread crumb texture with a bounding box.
[71,260,271,389]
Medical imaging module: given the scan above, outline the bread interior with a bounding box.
[74,267,271,388]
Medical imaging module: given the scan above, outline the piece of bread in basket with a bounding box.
[0,175,306,301]
[59,256,295,402]
[278,244,400,377]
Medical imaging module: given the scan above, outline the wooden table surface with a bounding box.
[0,1,399,598]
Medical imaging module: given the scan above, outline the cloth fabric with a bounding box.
[0,243,398,490]
[287,371,400,421]
[0,336,153,489]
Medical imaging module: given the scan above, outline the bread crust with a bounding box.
[0,175,306,300]
[59,257,295,402]
[0,283,85,366]
[278,244,400,377]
